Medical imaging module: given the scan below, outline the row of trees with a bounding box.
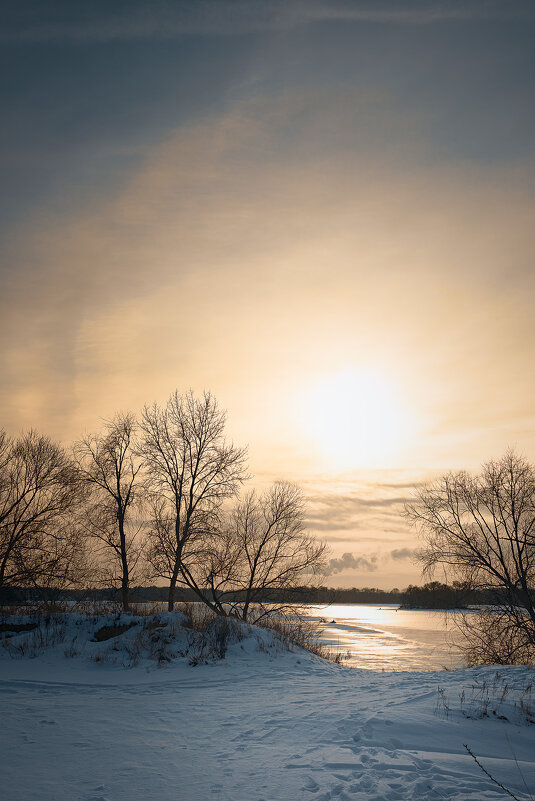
[2,392,534,665]
[0,391,325,622]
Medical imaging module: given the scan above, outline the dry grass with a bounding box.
[435,673,535,726]
[1,599,168,617]
[177,602,217,632]
[255,615,350,665]
[2,616,67,658]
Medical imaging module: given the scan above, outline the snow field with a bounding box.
[1,613,534,801]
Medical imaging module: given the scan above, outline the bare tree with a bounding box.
[138,390,248,611]
[202,481,327,623]
[405,450,535,664]
[0,430,85,604]
[74,413,143,611]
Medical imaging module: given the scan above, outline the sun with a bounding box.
[296,368,415,470]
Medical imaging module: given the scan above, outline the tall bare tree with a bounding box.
[202,481,327,623]
[138,390,248,611]
[74,413,143,611]
[0,430,85,603]
[406,450,535,664]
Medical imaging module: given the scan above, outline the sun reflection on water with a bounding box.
[308,604,462,672]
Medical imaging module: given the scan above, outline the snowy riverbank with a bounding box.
[1,613,534,800]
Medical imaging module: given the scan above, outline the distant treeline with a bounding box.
[2,582,512,608]
[398,582,524,609]
[2,584,400,605]
[400,582,468,609]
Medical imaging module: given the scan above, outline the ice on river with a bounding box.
[308,604,466,671]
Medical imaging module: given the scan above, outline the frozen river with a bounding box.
[308,604,465,671]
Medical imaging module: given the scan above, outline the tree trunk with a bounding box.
[168,570,178,611]
[167,581,175,611]
[118,513,129,612]
[121,582,129,613]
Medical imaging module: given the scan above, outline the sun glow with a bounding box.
[297,368,415,470]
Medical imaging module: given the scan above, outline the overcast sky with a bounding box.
[2,0,534,587]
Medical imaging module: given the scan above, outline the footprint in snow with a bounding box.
[412,757,433,772]
[329,782,349,798]
[411,778,434,797]
[357,774,375,791]
[301,775,320,792]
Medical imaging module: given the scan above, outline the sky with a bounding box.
[1,0,535,588]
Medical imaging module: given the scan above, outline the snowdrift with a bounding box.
[0,610,323,676]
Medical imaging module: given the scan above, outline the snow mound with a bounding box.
[0,611,319,672]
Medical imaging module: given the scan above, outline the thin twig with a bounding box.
[463,744,524,801]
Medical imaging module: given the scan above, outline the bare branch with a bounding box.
[406,450,535,664]
[137,390,248,610]
[74,413,145,610]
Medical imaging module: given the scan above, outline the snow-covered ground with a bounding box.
[1,613,534,801]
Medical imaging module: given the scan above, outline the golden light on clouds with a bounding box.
[0,94,532,465]
[2,91,535,480]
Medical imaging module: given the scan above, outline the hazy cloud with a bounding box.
[320,552,378,577]
[1,1,523,44]
[2,39,535,484]
[318,545,420,577]
[308,493,411,510]
[304,475,420,539]
[390,547,420,561]
[377,481,427,491]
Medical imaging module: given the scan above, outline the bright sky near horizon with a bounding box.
[1,1,535,588]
